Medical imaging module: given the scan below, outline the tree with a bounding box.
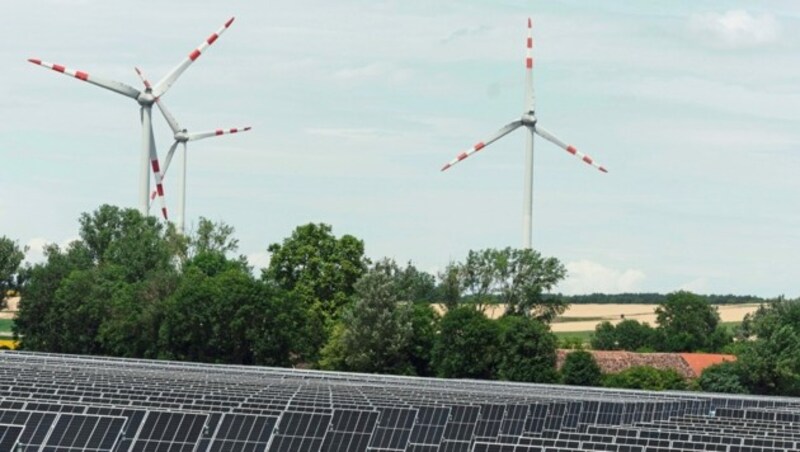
[459,248,567,321]
[655,291,727,352]
[190,217,239,256]
[496,315,559,383]
[319,262,414,374]
[697,362,748,394]
[590,321,618,350]
[602,366,688,391]
[736,300,800,397]
[561,350,602,386]
[614,320,655,352]
[265,223,368,323]
[406,302,440,377]
[432,306,499,379]
[437,262,461,310]
[0,236,26,307]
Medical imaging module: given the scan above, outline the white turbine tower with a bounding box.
[441,18,608,249]
[28,17,236,218]
[136,67,251,233]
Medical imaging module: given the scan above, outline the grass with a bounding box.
[553,330,594,342]
[552,316,607,324]
[0,318,14,335]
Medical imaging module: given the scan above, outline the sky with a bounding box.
[2,0,798,297]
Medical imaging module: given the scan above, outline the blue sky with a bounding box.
[2,0,798,297]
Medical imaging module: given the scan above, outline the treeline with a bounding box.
[553,293,765,305]
[3,204,799,397]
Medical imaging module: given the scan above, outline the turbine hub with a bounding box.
[521,113,537,126]
[175,131,190,142]
[136,92,156,106]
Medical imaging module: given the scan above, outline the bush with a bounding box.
[697,362,748,394]
[561,350,602,386]
[602,366,688,391]
[496,315,558,383]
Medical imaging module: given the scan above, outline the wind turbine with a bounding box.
[28,17,236,218]
[441,18,608,249]
[135,67,251,233]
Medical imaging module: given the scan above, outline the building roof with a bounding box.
[557,350,737,379]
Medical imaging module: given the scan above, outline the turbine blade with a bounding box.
[28,59,140,99]
[187,126,252,141]
[525,18,535,111]
[134,66,152,89]
[440,121,523,171]
[152,17,235,98]
[147,118,169,220]
[534,124,608,173]
[151,140,180,201]
[155,99,183,135]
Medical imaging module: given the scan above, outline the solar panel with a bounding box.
[205,413,278,452]
[267,411,331,452]
[321,408,378,452]
[38,413,126,451]
[0,424,24,451]
[128,411,208,452]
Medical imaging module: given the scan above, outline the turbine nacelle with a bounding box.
[521,113,537,127]
[136,91,156,106]
[175,131,190,142]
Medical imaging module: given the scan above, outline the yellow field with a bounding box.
[432,303,761,333]
[550,303,760,332]
[0,338,17,349]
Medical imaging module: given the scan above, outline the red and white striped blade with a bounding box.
[28,59,140,99]
[440,120,523,171]
[534,124,608,173]
[187,126,252,141]
[147,123,169,220]
[134,67,152,89]
[525,17,534,111]
[152,17,235,98]
[151,140,180,201]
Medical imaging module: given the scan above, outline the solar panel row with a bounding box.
[0,351,798,451]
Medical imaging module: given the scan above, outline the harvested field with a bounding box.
[433,303,761,333]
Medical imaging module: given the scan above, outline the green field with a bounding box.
[553,321,743,347]
[0,318,14,334]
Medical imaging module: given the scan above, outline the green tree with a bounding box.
[496,315,559,383]
[432,306,499,379]
[437,262,461,310]
[655,291,727,352]
[614,319,655,351]
[602,366,688,391]
[561,350,602,386]
[697,362,748,394]
[590,321,618,350]
[406,302,440,377]
[0,236,26,307]
[459,248,567,321]
[190,217,239,256]
[319,262,414,374]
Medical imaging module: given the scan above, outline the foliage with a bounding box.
[734,298,800,396]
[655,291,727,352]
[190,217,239,256]
[406,302,440,377]
[0,236,26,307]
[602,366,688,391]
[590,321,618,350]
[458,248,567,321]
[319,261,414,374]
[432,306,499,379]
[496,315,559,383]
[561,350,602,386]
[436,262,461,310]
[697,362,748,394]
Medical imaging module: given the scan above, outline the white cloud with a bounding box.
[558,260,646,295]
[689,10,780,48]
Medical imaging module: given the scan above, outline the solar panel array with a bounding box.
[1,351,799,451]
